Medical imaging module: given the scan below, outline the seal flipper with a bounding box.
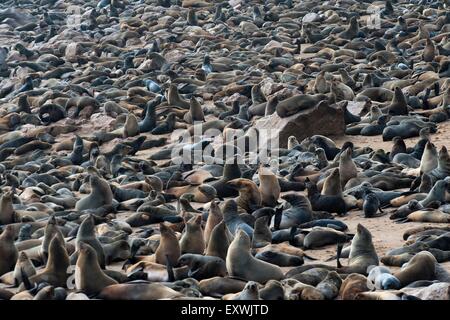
[336,243,343,269]
[166,254,175,282]
[274,207,282,231]
[288,226,297,246]
[21,266,34,291]
[394,217,409,224]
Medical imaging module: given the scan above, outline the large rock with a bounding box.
[254,103,345,148]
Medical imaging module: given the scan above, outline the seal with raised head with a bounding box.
[75,174,113,211]
[226,229,284,284]
[75,241,118,296]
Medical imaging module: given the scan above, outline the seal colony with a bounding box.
[0,0,450,301]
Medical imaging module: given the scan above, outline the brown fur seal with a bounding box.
[24,235,69,289]
[0,225,18,277]
[321,168,342,196]
[1,251,36,286]
[155,222,181,266]
[178,253,227,280]
[423,38,436,62]
[276,94,328,118]
[303,227,350,249]
[339,147,358,188]
[338,273,370,300]
[205,220,229,260]
[252,216,272,248]
[226,229,284,284]
[223,281,260,300]
[41,215,64,261]
[70,215,106,268]
[199,276,246,298]
[123,113,139,138]
[227,178,262,213]
[393,251,437,287]
[258,166,280,207]
[385,87,408,115]
[183,97,205,123]
[0,190,15,225]
[180,215,205,255]
[98,283,184,300]
[400,209,450,223]
[75,175,113,211]
[167,84,190,109]
[291,224,378,275]
[75,242,118,295]
[204,199,222,247]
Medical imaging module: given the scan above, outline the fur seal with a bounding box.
[183,97,205,124]
[252,216,272,248]
[204,199,222,247]
[276,94,328,118]
[75,175,113,211]
[98,283,184,300]
[75,242,118,295]
[180,215,205,255]
[155,222,181,266]
[0,225,18,277]
[70,215,106,269]
[123,113,139,138]
[0,190,15,225]
[276,193,312,229]
[393,251,437,287]
[177,254,227,280]
[258,166,280,207]
[205,220,229,260]
[222,199,253,237]
[306,179,346,215]
[227,229,284,284]
[224,281,260,300]
[25,235,69,289]
[227,178,261,213]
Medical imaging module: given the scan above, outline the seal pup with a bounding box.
[362,191,384,218]
[226,229,284,284]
